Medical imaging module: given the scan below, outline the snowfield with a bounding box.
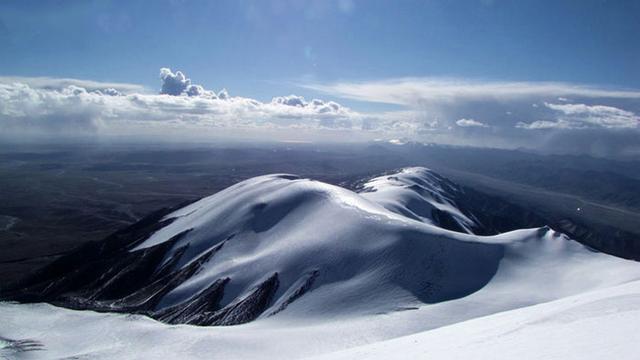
[1,167,639,359]
[312,279,640,360]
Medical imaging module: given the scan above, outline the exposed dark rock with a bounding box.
[268,270,319,316]
[552,218,640,261]
[155,277,230,324]
[196,273,280,326]
[0,209,285,327]
[104,241,224,313]
[430,209,468,234]
[3,230,186,303]
[0,337,44,354]
[1,205,180,295]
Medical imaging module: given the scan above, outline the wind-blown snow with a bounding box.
[1,167,639,359]
[359,167,478,232]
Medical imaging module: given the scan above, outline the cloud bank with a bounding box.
[306,77,640,158]
[1,70,639,158]
[0,68,389,142]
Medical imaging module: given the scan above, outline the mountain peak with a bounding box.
[3,168,638,329]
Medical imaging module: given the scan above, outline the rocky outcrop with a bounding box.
[0,207,284,326]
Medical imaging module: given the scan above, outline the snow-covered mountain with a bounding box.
[1,167,639,359]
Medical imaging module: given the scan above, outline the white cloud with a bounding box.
[0,76,145,94]
[272,94,307,107]
[545,102,639,129]
[516,120,571,130]
[2,70,639,157]
[517,103,639,130]
[305,78,640,106]
[217,88,229,100]
[270,95,350,116]
[159,67,190,95]
[159,68,217,98]
[456,118,488,128]
[302,77,640,156]
[0,69,396,140]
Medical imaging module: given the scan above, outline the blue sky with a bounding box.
[2,0,639,102]
[0,0,639,157]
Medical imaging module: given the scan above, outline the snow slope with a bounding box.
[1,167,639,359]
[125,170,503,319]
[2,279,640,359]
[312,279,640,360]
[359,167,479,233]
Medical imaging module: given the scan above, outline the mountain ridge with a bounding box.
[3,167,638,328]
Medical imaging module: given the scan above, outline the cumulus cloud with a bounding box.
[0,68,383,141]
[159,68,190,95]
[456,118,488,127]
[217,88,229,100]
[159,68,218,98]
[272,94,307,107]
[270,95,349,117]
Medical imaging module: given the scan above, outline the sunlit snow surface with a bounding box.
[360,167,478,232]
[1,167,639,359]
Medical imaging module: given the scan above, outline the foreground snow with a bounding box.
[1,167,639,359]
[2,280,640,359]
[314,279,640,360]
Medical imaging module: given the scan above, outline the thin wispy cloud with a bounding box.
[0,76,146,94]
[305,78,640,107]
